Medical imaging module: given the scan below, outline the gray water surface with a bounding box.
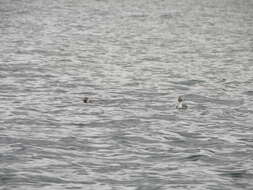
[1,0,253,189]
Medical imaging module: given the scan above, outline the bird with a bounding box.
[176,96,188,109]
[83,97,92,103]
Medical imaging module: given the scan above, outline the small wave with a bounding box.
[218,169,253,179]
[243,91,253,96]
[186,94,244,106]
[182,154,211,162]
[172,79,205,86]
[184,154,204,161]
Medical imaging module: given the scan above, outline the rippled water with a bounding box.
[1,0,253,189]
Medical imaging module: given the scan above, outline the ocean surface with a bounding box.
[1,0,253,189]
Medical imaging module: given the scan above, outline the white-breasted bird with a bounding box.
[176,96,188,109]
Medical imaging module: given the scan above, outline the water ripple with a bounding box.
[1,0,253,189]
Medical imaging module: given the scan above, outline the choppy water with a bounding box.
[1,0,253,189]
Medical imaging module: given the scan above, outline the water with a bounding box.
[1,0,253,189]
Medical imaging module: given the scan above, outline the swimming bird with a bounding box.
[176,96,188,109]
[83,97,92,103]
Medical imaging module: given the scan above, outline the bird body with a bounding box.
[176,96,188,109]
[83,97,92,103]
